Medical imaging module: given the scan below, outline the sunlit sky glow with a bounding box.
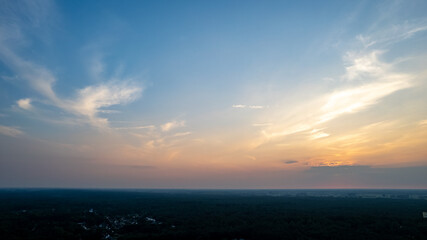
[1,0,427,188]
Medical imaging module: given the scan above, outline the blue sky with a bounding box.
[1,0,427,188]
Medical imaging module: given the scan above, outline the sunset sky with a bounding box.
[1,0,427,188]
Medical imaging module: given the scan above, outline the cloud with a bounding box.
[317,78,411,124]
[115,125,155,130]
[343,50,386,81]
[98,110,120,114]
[262,48,413,141]
[2,49,142,128]
[5,54,144,128]
[0,0,143,129]
[232,104,265,109]
[173,132,191,137]
[0,0,59,102]
[69,82,142,128]
[357,22,427,48]
[248,105,264,109]
[0,47,60,103]
[232,104,246,108]
[310,131,330,140]
[257,22,427,144]
[161,120,185,132]
[16,98,32,110]
[283,160,298,164]
[0,125,24,137]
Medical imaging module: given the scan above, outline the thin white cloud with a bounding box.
[358,22,427,48]
[232,104,246,108]
[310,128,324,134]
[0,125,24,137]
[343,50,387,81]
[115,125,155,130]
[173,132,192,137]
[262,36,415,141]
[2,48,142,128]
[0,1,59,102]
[0,47,60,103]
[98,110,120,114]
[161,120,185,132]
[317,79,411,124]
[232,104,265,109]
[69,82,142,128]
[310,131,330,140]
[0,1,143,129]
[17,98,32,110]
[249,105,264,109]
[263,123,311,139]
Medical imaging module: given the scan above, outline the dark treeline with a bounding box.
[0,189,426,239]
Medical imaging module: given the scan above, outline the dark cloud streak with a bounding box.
[283,160,298,164]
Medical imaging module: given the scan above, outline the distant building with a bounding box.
[423,212,427,218]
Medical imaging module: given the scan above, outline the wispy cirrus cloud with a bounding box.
[260,24,421,142]
[0,46,60,104]
[115,125,155,130]
[161,120,185,132]
[310,131,330,140]
[232,104,265,109]
[0,125,24,137]
[0,0,143,129]
[317,78,411,124]
[68,82,142,128]
[173,131,191,137]
[1,47,142,128]
[357,21,427,48]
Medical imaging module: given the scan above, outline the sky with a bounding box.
[1,0,427,188]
